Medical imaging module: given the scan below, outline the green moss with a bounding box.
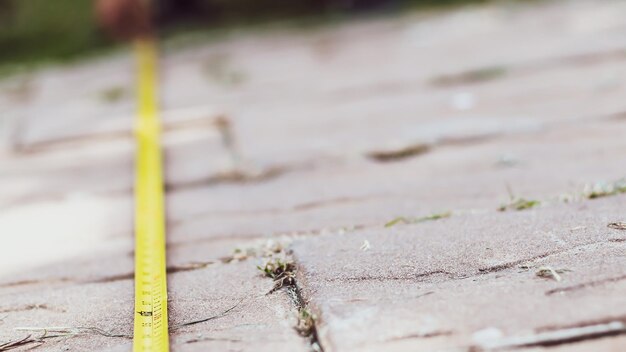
[0,0,111,67]
[498,198,540,211]
[98,86,128,103]
[385,211,452,227]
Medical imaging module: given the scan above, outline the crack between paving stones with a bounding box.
[537,315,626,333]
[6,111,626,216]
[545,274,626,296]
[182,336,242,345]
[469,316,626,351]
[0,261,216,289]
[172,299,243,331]
[0,304,65,314]
[385,330,454,342]
[10,115,225,156]
[0,301,244,351]
[164,164,300,192]
[3,187,624,295]
[174,189,626,249]
[0,278,73,289]
[0,160,328,213]
[286,284,325,352]
[431,47,626,88]
[0,327,131,351]
[169,195,389,226]
[476,239,626,275]
[166,224,371,248]
[4,233,623,291]
[259,256,325,352]
[321,270,455,283]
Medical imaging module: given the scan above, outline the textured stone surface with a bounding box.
[0,260,307,352]
[291,196,626,351]
[2,0,626,351]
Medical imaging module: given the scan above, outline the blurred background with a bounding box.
[0,0,491,74]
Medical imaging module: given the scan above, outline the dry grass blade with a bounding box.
[0,334,40,351]
[258,258,297,295]
[608,222,626,230]
[535,266,570,282]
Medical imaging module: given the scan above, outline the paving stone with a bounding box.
[168,118,626,244]
[228,57,626,165]
[159,0,626,112]
[9,55,136,148]
[155,1,626,164]
[0,280,134,351]
[290,195,626,351]
[0,258,308,351]
[5,1,626,157]
[167,262,309,352]
[0,120,230,208]
[0,234,254,295]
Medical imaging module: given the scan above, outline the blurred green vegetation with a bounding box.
[0,0,112,75]
[0,0,498,77]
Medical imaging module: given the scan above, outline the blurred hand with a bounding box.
[96,0,153,40]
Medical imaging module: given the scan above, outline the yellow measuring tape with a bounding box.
[133,39,170,352]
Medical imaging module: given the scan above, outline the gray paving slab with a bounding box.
[4,1,626,156]
[0,258,308,352]
[0,280,134,351]
[168,118,626,244]
[291,195,626,351]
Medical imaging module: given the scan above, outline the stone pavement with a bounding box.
[2,0,626,350]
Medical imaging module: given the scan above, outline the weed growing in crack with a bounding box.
[296,309,316,337]
[492,177,626,213]
[498,198,540,212]
[258,258,296,295]
[249,245,324,350]
[498,185,540,212]
[583,179,626,199]
[535,266,571,282]
[222,238,291,263]
[223,238,298,294]
[385,211,452,228]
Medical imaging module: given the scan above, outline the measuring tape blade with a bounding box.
[133,38,170,352]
